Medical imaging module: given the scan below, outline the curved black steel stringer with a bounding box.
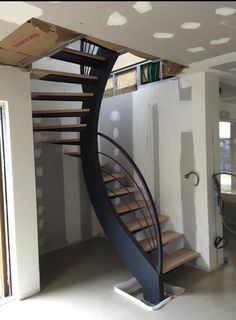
[79,44,164,305]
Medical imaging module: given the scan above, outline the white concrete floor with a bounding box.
[0,234,236,320]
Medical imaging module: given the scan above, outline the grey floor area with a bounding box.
[0,234,236,320]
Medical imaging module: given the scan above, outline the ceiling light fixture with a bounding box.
[181,22,201,29]
[210,37,231,45]
[153,32,174,39]
[133,1,152,14]
[107,12,127,26]
[215,7,236,16]
[187,47,205,52]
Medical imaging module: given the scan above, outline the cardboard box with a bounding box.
[0,18,80,67]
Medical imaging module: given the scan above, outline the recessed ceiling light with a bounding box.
[153,32,174,39]
[187,47,205,52]
[181,22,201,29]
[229,67,236,72]
[210,37,231,45]
[133,1,152,14]
[107,12,127,26]
[215,7,236,16]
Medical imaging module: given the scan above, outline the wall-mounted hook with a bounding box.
[184,171,200,187]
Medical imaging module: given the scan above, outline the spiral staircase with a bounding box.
[31,38,200,306]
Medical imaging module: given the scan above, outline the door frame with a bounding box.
[0,103,10,298]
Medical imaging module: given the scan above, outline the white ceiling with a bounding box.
[1,1,236,83]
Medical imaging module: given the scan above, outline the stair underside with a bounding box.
[31,92,94,101]
[51,48,106,67]
[33,124,87,132]
[163,248,200,273]
[33,109,90,118]
[108,186,139,198]
[126,214,169,233]
[102,173,126,183]
[139,231,183,252]
[31,69,98,85]
[46,139,80,145]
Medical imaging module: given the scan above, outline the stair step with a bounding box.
[163,248,200,273]
[64,152,81,158]
[31,92,94,101]
[139,231,183,252]
[102,173,126,183]
[51,48,106,68]
[33,109,90,118]
[126,214,169,233]
[31,69,98,85]
[33,124,87,132]
[47,139,80,145]
[115,200,147,215]
[108,186,139,198]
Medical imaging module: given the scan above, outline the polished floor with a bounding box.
[0,234,235,320]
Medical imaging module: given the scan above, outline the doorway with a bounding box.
[218,120,236,263]
[0,105,11,299]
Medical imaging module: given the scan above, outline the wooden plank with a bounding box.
[163,248,200,273]
[108,186,139,198]
[115,199,147,215]
[31,68,98,80]
[46,139,80,145]
[64,152,81,158]
[162,231,183,245]
[126,214,169,232]
[102,173,125,183]
[31,92,94,98]
[33,124,87,132]
[126,216,153,232]
[32,108,90,118]
[139,231,183,252]
[63,48,106,61]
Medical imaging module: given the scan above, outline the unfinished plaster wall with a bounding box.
[132,72,221,271]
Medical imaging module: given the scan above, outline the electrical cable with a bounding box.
[212,171,236,245]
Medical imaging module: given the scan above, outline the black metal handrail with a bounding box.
[97,132,163,274]
[99,156,159,267]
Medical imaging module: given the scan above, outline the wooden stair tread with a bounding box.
[46,139,80,145]
[108,186,139,198]
[102,173,125,183]
[51,48,106,67]
[63,48,106,61]
[32,92,94,101]
[33,124,87,132]
[115,200,147,215]
[64,152,81,158]
[31,68,98,81]
[32,109,90,118]
[163,248,200,273]
[126,214,169,233]
[139,231,183,252]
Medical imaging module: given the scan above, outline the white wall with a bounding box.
[220,101,236,121]
[0,66,40,299]
[132,72,222,271]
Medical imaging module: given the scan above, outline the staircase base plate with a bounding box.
[114,277,185,311]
